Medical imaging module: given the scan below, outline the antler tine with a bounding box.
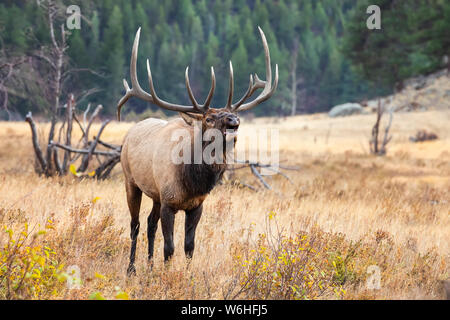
[225,61,234,110]
[231,74,253,111]
[184,66,216,112]
[185,66,201,111]
[117,28,202,121]
[117,79,131,121]
[146,58,207,113]
[203,66,216,109]
[117,28,153,121]
[232,26,279,113]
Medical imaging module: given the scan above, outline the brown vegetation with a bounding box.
[0,110,449,299]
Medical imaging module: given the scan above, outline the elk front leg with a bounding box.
[147,201,161,262]
[160,204,177,262]
[184,204,203,259]
[126,182,142,276]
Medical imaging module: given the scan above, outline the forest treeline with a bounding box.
[0,0,448,119]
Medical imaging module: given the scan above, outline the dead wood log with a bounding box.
[62,94,75,172]
[227,160,299,191]
[49,142,119,157]
[25,112,47,174]
[77,119,111,172]
[27,93,120,179]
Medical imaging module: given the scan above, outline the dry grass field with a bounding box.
[0,109,449,300]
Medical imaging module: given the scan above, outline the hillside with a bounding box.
[3,0,448,120]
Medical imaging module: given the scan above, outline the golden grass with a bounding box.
[0,110,449,300]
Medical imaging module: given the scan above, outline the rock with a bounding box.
[409,130,438,142]
[328,103,364,118]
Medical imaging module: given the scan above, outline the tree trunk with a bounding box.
[290,61,297,116]
[45,7,65,176]
[62,94,75,173]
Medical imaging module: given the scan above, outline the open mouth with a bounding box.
[223,126,239,137]
[224,125,239,136]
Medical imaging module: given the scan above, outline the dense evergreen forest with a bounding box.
[0,0,448,119]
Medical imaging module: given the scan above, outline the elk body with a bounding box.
[118,27,278,275]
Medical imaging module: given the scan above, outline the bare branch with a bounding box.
[78,119,111,172]
[84,104,103,145]
[370,100,393,156]
[227,160,299,192]
[0,57,27,117]
[250,165,272,190]
[93,138,121,151]
[25,112,47,173]
[62,94,75,172]
[380,108,393,154]
[31,52,57,70]
[52,147,63,175]
[72,113,86,140]
[96,156,121,180]
[50,142,119,157]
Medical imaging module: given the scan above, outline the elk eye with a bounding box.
[206,118,214,124]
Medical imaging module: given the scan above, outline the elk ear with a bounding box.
[179,112,202,126]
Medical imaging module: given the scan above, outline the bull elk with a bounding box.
[117,27,278,275]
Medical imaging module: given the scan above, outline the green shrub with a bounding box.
[230,213,347,299]
[0,221,66,299]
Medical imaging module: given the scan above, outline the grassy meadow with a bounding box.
[0,109,448,300]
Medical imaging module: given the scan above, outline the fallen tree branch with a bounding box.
[78,119,111,172]
[49,141,119,157]
[25,112,47,173]
[227,160,299,191]
[233,159,300,171]
[95,155,121,180]
[62,94,74,172]
[250,164,272,190]
[94,137,121,151]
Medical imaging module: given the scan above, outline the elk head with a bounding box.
[117,26,278,143]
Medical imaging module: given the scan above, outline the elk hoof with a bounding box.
[127,264,136,276]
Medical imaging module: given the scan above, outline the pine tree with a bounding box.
[101,5,125,113]
[6,5,28,52]
[4,0,447,117]
[231,38,249,99]
[87,10,100,64]
[68,30,88,68]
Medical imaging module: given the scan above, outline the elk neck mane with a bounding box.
[180,129,229,197]
[181,162,226,197]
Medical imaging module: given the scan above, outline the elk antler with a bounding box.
[117,28,215,120]
[228,27,279,112]
[117,27,278,120]
[185,66,216,113]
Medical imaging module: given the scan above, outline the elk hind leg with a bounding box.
[147,201,161,263]
[126,182,142,276]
